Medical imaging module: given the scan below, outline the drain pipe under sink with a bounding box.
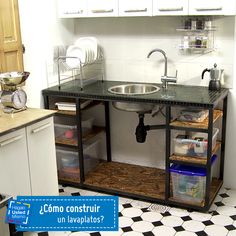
[135,113,166,143]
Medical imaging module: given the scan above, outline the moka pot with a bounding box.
[202,63,224,91]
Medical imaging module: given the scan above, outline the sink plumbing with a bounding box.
[147,48,178,89]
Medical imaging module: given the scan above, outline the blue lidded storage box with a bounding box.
[170,155,217,203]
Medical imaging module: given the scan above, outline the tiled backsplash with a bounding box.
[74,16,235,88]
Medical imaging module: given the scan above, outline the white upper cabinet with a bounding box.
[153,0,188,16]
[119,0,152,17]
[58,0,88,18]
[87,0,118,17]
[189,0,236,15]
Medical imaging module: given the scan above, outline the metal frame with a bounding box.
[42,88,228,211]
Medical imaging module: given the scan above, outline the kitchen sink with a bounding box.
[108,83,160,95]
[108,84,159,113]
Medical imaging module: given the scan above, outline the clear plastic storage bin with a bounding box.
[54,118,94,140]
[56,139,100,178]
[170,155,217,203]
[173,128,219,158]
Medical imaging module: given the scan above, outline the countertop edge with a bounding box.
[0,108,56,136]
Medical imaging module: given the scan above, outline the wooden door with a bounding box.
[0,0,23,73]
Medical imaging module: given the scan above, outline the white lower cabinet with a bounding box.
[26,117,58,196]
[0,128,31,196]
[0,117,58,197]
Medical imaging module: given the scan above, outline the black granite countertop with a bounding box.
[42,80,229,108]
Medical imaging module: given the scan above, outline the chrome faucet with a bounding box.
[147,49,177,89]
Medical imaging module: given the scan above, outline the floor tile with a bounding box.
[161,215,183,227]
[168,207,190,217]
[222,197,236,207]
[148,204,170,213]
[63,187,81,194]
[131,221,154,232]
[131,200,151,209]
[189,211,212,222]
[195,231,208,236]
[122,232,143,236]
[216,206,236,216]
[69,233,90,236]
[227,190,236,198]
[48,232,71,236]
[143,231,155,236]
[141,211,163,222]
[121,226,133,232]
[131,216,142,222]
[99,229,123,236]
[152,225,176,236]
[173,226,185,232]
[175,232,197,236]
[204,224,228,236]
[211,214,233,226]
[121,208,143,218]
[119,204,124,212]
[225,225,236,231]
[119,216,134,228]
[182,220,205,232]
[118,197,133,205]
[228,230,236,236]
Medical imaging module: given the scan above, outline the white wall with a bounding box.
[18,0,74,107]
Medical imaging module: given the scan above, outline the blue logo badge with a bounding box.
[6,200,30,226]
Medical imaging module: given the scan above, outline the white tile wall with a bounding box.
[73,16,235,168]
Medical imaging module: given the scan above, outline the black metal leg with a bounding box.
[205,108,214,207]
[105,101,112,162]
[43,95,49,109]
[165,105,171,200]
[9,224,23,236]
[76,98,85,183]
[220,95,228,180]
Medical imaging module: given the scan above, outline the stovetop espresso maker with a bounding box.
[202,63,224,91]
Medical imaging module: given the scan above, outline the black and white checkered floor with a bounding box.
[24,186,236,236]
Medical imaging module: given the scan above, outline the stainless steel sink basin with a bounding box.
[108,84,160,113]
[108,83,160,95]
[112,102,155,113]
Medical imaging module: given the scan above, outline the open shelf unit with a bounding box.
[44,96,106,186]
[42,82,228,211]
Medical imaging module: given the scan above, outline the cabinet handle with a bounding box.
[158,7,183,11]
[0,135,23,147]
[31,123,51,134]
[195,7,222,11]
[91,9,114,13]
[64,10,83,14]
[124,8,147,13]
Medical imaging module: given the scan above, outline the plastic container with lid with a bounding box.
[170,155,217,203]
[173,128,219,158]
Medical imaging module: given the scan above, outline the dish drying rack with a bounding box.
[56,51,105,90]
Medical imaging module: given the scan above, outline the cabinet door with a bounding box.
[119,0,152,16]
[153,0,188,15]
[87,0,118,17]
[0,128,31,196]
[58,0,87,18]
[189,0,236,15]
[26,117,58,196]
[0,0,24,73]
